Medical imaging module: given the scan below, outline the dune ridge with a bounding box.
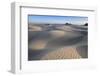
[28,24,88,60]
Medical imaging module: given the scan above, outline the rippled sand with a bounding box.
[28,24,88,60]
[41,47,81,60]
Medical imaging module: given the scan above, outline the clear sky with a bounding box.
[28,15,88,25]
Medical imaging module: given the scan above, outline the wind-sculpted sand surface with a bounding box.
[41,47,81,60]
[28,24,88,60]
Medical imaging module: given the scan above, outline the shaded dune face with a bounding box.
[28,49,49,60]
[70,25,88,30]
[28,24,88,60]
[28,31,52,42]
[28,30,83,50]
[46,32,83,48]
[76,45,88,58]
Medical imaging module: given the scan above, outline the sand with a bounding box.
[49,30,66,38]
[28,24,88,60]
[41,47,81,60]
[56,25,75,31]
[28,25,42,31]
[29,40,48,50]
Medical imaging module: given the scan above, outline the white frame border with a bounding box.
[11,2,97,74]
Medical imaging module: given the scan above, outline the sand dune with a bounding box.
[76,45,88,58]
[41,47,81,60]
[28,25,42,31]
[49,30,66,38]
[28,24,88,60]
[29,40,48,50]
[56,25,74,31]
[28,30,83,50]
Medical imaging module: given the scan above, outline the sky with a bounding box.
[28,15,88,25]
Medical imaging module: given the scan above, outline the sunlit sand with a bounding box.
[41,47,81,60]
[56,25,75,31]
[28,25,42,31]
[29,40,47,50]
[49,30,66,38]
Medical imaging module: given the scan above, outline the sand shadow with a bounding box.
[76,45,88,58]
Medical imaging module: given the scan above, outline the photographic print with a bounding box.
[28,15,88,61]
[11,2,96,73]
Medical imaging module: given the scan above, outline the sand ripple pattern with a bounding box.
[28,24,88,60]
[41,47,81,60]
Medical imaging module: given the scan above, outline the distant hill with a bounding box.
[84,23,88,26]
[65,23,72,25]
